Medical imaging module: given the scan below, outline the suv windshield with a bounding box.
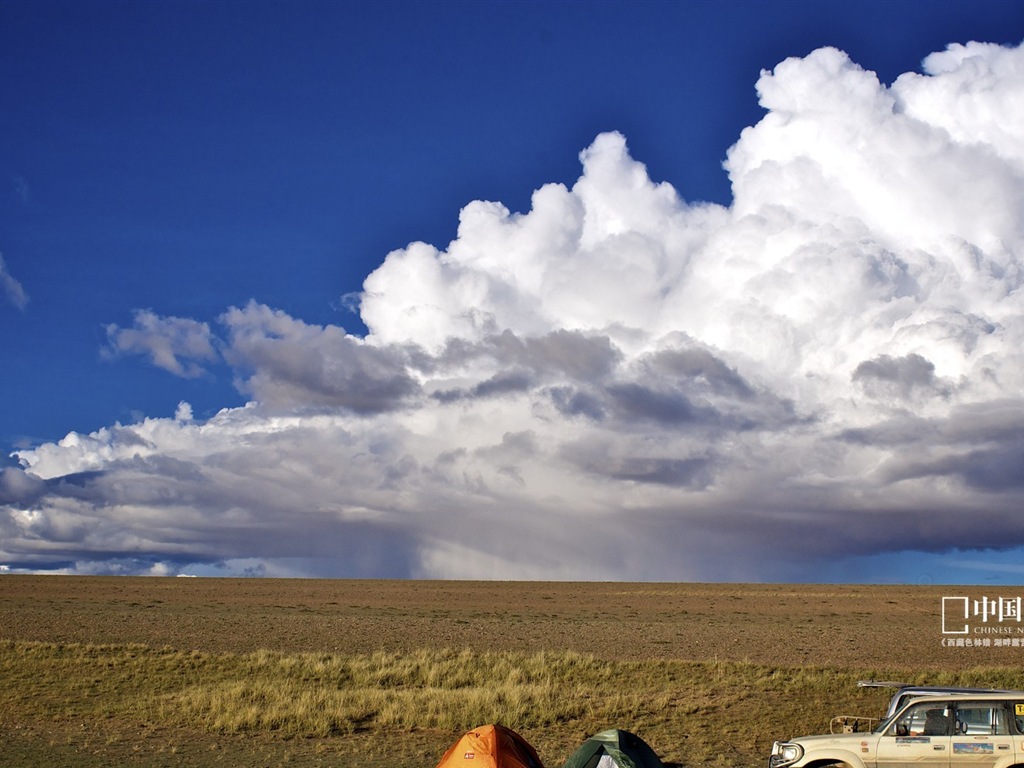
[873,698,1020,736]
[873,712,898,734]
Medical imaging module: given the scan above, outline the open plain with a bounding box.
[3,577,1023,768]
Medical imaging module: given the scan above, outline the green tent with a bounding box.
[560,729,664,768]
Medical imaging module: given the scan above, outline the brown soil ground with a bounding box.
[0,577,1014,667]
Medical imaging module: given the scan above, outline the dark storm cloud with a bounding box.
[2,424,425,577]
[606,382,708,425]
[549,386,607,420]
[608,343,801,432]
[221,301,420,413]
[599,455,715,487]
[434,370,535,403]
[0,467,45,505]
[436,329,622,381]
[643,346,756,399]
[493,329,622,381]
[430,330,621,403]
[852,352,947,399]
[883,438,1024,493]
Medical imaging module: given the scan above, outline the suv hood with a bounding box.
[790,733,871,746]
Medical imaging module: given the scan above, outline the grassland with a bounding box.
[2,577,1023,768]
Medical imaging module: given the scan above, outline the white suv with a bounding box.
[770,693,1024,768]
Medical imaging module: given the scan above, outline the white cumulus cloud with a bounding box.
[5,41,1024,581]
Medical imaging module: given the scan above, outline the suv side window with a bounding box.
[953,703,1009,735]
[891,703,952,736]
[1011,703,1024,735]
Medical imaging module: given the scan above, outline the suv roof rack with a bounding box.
[857,680,909,689]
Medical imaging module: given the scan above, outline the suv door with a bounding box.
[950,701,1016,768]
[876,701,952,768]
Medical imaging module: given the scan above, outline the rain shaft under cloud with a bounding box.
[5,42,1024,581]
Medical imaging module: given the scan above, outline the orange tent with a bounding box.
[435,724,545,768]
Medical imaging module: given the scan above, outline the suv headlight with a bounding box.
[770,741,804,767]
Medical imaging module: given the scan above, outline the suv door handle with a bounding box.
[933,746,946,750]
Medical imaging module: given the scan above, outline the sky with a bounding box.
[3,1,1024,583]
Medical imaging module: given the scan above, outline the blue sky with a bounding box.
[3,1,1024,583]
